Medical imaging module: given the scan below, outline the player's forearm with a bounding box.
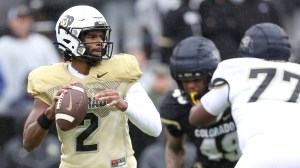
[125,82,162,137]
[165,147,185,168]
[125,99,161,137]
[23,107,55,152]
[23,121,49,152]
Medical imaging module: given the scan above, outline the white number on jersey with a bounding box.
[248,68,300,102]
[199,132,241,161]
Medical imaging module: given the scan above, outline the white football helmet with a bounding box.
[55,5,113,65]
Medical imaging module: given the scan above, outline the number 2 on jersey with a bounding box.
[76,113,98,152]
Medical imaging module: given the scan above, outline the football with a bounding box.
[55,83,88,131]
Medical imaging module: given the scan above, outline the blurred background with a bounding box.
[0,0,299,167]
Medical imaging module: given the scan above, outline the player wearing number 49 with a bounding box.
[159,36,241,168]
[189,23,300,168]
[22,5,162,168]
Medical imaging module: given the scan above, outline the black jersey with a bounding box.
[160,89,240,168]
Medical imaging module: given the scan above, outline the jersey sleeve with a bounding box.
[105,54,143,82]
[203,59,239,116]
[123,54,143,81]
[27,67,53,105]
[125,82,162,137]
[211,59,240,87]
[27,63,67,105]
[201,84,230,116]
[159,90,191,137]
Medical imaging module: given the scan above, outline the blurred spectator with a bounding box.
[0,5,60,163]
[0,66,4,96]
[198,0,283,61]
[135,0,163,61]
[0,0,20,36]
[134,50,156,93]
[198,0,243,60]
[5,1,102,41]
[288,7,300,63]
[0,4,60,114]
[160,0,201,64]
[272,0,300,63]
[1,111,60,168]
[147,63,175,108]
[0,152,8,168]
[2,134,60,168]
[235,0,282,34]
[138,133,196,168]
[99,0,143,55]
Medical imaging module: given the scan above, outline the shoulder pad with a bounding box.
[159,90,191,120]
[211,78,227,87]
[98,53,142,82]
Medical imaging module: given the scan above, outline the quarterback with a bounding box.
[23,5,161,168]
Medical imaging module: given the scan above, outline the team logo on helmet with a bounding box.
[240,36,253,53]
[211,49,221,62]
[59,15,74,28]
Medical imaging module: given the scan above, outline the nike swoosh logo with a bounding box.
[66,93,72,111]
[97,72,108,78]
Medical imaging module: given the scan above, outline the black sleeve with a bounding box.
[159,90,191,137]
[164,124,184,137]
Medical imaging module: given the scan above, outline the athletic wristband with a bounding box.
[37,112,54,129]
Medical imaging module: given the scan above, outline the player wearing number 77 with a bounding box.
[189,22,300,168]
[159,36,241,168]
[22,5,162,168]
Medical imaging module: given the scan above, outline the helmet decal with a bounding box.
[59,15,74,28]
[240,36,253,54]
[212,49,221,62]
